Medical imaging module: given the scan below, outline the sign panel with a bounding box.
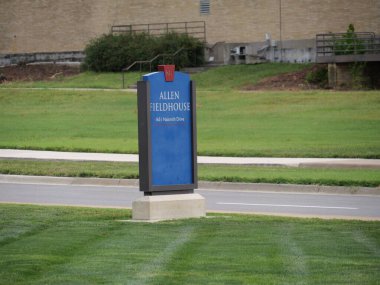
[137,66,197,195]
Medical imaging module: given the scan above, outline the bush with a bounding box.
[84,32,204,72]
[84,33,157,72]
[305,65,328,87]
[350,62,370,89]
[156,33,205,68]
[334,24,365,55]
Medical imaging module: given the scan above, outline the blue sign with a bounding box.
[138,66,197,194]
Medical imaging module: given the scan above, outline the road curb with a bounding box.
[1,174,379,196]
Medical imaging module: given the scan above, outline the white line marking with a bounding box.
[199,188,361,197]
[217,202,358,210]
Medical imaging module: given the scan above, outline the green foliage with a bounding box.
[84,32,205,72]
[305,65,328,87]
[156,32,205,68]
[334,24,365,55]
[350,62,370,89]
[83,33,157,72]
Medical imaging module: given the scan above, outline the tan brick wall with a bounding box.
[281,0,380,40]
[1,0,379,54]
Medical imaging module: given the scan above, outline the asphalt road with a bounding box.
[1,181,379,220]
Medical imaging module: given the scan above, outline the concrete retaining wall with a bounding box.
[0,51,84,67]
[209,39,316,65]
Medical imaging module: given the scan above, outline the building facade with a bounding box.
[1,0,379,59]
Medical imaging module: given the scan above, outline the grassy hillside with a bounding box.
[1,63,379,158]
[0,71,142,90]
[192,63,308,90]
[1,89,379,158]
[0,63,308,90]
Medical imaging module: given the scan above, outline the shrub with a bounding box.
[84,33,158,72]
[155,32,205,68]
[350,62,370,89]
[84,32,204,72]
[334,24,365,55]
[305,65,328,87]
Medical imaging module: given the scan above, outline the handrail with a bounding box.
[316,32,380,57]
[111,21,206,42]
[121,47,186,89]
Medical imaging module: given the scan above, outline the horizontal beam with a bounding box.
[316,54,380,63]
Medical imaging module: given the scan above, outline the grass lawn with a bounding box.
[0,204,379,284]
[0,159,379,187]
[197,90,380,158]
[0,71,143,90]
[0,88,379,158]
[0,89,138,154]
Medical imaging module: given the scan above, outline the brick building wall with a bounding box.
[0,0,379,54]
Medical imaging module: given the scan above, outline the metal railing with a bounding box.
[121,47,187,89]
[112,21,206,42]
[316,32,380,57]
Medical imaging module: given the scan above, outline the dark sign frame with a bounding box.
[137,80,198,196]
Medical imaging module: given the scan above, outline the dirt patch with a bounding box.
[0,64,80,83]
[243,64,328,91]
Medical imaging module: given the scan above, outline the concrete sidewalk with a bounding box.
[1,149,379,168]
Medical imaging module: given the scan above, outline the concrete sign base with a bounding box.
[132,193,205,221]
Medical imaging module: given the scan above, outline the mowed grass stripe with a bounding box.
[127,225,196,285]
[1,205,379,284]
[278,223,309,285]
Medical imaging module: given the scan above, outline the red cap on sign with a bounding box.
[158,65,175,82]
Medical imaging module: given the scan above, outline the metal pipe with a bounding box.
[279,0,283,62]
